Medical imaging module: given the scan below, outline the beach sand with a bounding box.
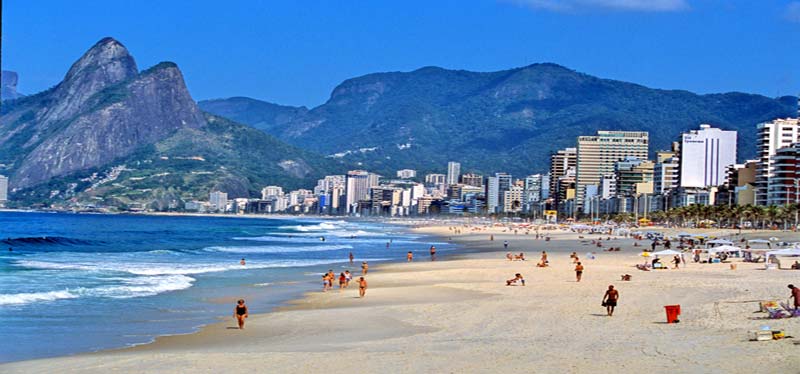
[3,225,800,373]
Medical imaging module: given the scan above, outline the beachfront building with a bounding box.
[755,118,800,205]
[679,124,738,188]
[503,184,525,213]
[523,174,548,212]
[766,143,800,206]
[728,161,758,206]
[0,175,7,207]
[345,170,380,214]
[614,157,654,198]
[209,191,228,213]
[486,172,512,214]
[576,131,649,210]
[461,173,484,188]
[396,169,417,179]
[654,156,679,194]
[261,186,284,200]
[549,147,577,209]
[315,175,345,214]
[446,162,461,185]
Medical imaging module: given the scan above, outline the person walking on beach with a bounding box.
[339,272,346,292]
[322,274,330,292]
[233,299,248,329]
[602,285,619,316]
[345,270,352,287]
[349,252,354,264]
[358,277,368,298]
[789,284,800,309]
[430,245,437,261]
[407,251,413,262]
[362,261,369,275]
[672,255,681,269]
[575,262,584,282]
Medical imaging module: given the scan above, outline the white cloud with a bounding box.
[509,0,689,12]
[786,2,800,23]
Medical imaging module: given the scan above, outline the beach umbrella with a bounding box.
[747,239,771,244]
[707,239,733,245]
[677,232,692,237]
[707,245,742,254]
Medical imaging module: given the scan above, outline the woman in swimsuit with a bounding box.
[358,277,367,298]
[233,299,248,329]
[339,272,346,292]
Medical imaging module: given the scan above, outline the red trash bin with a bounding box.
[664,305,681,323]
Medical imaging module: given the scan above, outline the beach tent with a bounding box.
[707,239,733,245]
[766,248,800,257]
[707,245,742,254]
[652,249,682,256]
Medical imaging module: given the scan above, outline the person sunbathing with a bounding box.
[506,273,525,286]
[620,274,632,281]
[506,252,513,261]
[515,253,526,261]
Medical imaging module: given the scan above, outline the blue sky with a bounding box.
[2,0,799,107]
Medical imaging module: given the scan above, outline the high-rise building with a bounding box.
[345,170,380,213]
[766,144,800,206]
[461,173,484,188]
[576,131,648,209]
[446,162,461,185]
[486,173,512,214]
[209,191,228,212]
[424,173,446,186]
[396,169,417,179]
[0,175,7,206]
[614,157,654,197]
[503,185,525,213]
[599,174,616,199]
[755,118,800,205]
[654,157,680,194]
[549,148,577,207]
[523,174,545,205]
[679,124,737,188]
[261,186,284,199]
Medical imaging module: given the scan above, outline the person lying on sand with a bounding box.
[515,252,526,261]
[506,273,525,286]
[506,252,514,261]
[620,274,632,281]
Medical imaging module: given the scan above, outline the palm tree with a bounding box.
[765,205,780,228]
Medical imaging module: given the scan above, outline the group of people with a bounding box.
[322,269,354,292]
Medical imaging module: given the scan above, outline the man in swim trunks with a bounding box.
[575,262,584,282]
[359,277,367,298]
[233,299,248,329]
[603,285,619,316]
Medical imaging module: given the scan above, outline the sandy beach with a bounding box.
[3,224,800,373]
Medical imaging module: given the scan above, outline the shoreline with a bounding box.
[3,224,800,372]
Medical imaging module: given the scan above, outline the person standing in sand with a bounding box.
[345,270,352,287]
[602,285,619,316]
[233,299,248,329]
[362,261,369,275]
[575,262,584,282]
[359,277,368,298]
[789,284,800,309]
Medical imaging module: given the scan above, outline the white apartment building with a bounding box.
[679,124,737,188]
[755,117,800,205]
[576,131,648,209]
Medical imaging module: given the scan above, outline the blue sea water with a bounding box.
[0,212,450,363]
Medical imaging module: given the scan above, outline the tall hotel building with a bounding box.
[446,162,461,185]
[549,147,576,207]
[755,118,799,205]
[345,170,380,213]
[679,124,737,188]
[576,131,648,208]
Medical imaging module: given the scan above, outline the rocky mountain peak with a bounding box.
[1,70,24,100]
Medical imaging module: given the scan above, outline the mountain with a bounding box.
[0,38,343,209]
[203,64,797,177]
[198,97,308,134]
[1,70,24,100]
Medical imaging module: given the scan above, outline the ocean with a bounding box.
[0,211,451,362]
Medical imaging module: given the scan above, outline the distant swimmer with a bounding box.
[430,246,437,261]
[320,236,326,241]
[349,252,354,264]
[407,251,413,262]
[240,258,246,266]
[358,277,368,298]
[233,299,249,329]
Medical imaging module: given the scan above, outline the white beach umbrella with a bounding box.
[652,249,682,256]
[707,239,733,245]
